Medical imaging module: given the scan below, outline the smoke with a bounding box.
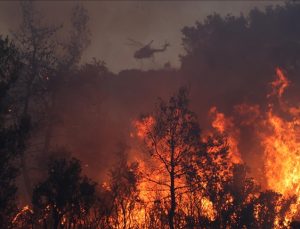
[51,2,300,185]
[0,1,281,72]
[3,1,299,187]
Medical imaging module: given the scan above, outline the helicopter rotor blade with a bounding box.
[127,38,144,47]
[147,40,154,46]
[124,42,140,47]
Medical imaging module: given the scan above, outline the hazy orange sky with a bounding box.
[0,1,282,72]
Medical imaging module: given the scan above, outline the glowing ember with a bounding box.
[12,205,33,224]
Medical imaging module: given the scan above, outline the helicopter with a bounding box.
[126,38,170,60]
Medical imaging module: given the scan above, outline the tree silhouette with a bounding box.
[224,164,259,228]
[107,145,141,229]
[0,36,24,228]
[181,3,300,73]
[11,1,62,200]
[253,190,296,229]
[184,134,232,228]
[32,155,96,229]
[180,2,300,118]
[63,4,91,68]
[11,1,92,202]
[136,87,200,229]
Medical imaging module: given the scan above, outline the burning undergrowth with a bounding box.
[126,68,300,228]
[4,2,300,228]
[11,68,300,228]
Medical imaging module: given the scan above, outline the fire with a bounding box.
[134,116,155,139]
[132,113,218,225]
[263,111,300,196]
[208,68,300,224]
[263,69,300,200]
[12,205,33,225]
[208,68,300,199]
[200,197,216,221]
[261,68,300,224]
[209,106,242,164]
[14,67,296,228]
[127,68,300,227]
[132,116,170,201]
[268,67,290,99]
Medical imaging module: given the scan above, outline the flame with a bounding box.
[132,114,218,226]
[122,68,300,227]
[201,197,216,221]
[261,68,300,224]
[263,111,300,196]
[268,67,290,99]
[209,106,242,164]
[134,116,155,139]
[207,68,300,200]
[198,68,300,225]
[132,116,170,202]
[209,68,300,224]
[12,205,33,224]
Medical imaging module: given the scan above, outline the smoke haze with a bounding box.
[2,1,298,188]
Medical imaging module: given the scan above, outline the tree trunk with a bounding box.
[121,201,127,229]
[53,209,60,229]
[169,143,176,229]
[53,217,59,229]
[43,218,48,229]
[20,47,37,202]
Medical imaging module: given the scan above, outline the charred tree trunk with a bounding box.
[43,218,48,229]
[122,201,127,229]
[53,219,59,229]
[53,209,61,229]
[169,142,176,229]
[42,87,58,159]
[19,43,38,202]
[20,67,36,202]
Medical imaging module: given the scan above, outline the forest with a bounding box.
[1,1,300,228]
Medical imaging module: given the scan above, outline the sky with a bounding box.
[0,1,283,73]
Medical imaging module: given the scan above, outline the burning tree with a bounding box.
[107,145,141,229]
[135,87,201,228]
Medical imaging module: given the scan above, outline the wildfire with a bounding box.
[132,116,177,201]
[262,68,300,224]
[208,68,300,224]
[128,68,300,227]
[132,113,217,225]
[263,111,300,196]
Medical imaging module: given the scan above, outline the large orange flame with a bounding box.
[209,106,242,164]
[209,68,300,224]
